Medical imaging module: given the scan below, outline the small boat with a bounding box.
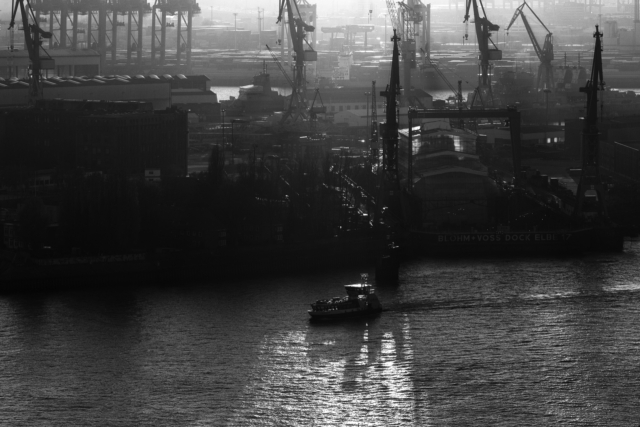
[308,273,382,321]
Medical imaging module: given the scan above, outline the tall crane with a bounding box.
[9,0,53,103]
[277,0,316,124]
[266,44,295,93]
[375,30,402,227]
[385,0,429,105]
[380,30,402,178]
[573,26,608,222]
[506,1,554,92]
[428,58,465,110]
[464,0,501,103]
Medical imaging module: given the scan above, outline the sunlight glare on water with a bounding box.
[1,242,640,425]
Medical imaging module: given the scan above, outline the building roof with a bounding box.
[0,74,209,91]
[0,48,100,67]
[0,99,158,116]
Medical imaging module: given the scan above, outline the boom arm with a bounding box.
[276,0,315,123]
[386,0,401,37]
[506,1,553,64]
[266,44,295,90]
[463,0,500,88]
[506,1,554,90]
[9,0,52,103]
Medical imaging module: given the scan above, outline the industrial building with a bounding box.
[0,49,101,78]
[0,99,188,184]
[0,73,216,115]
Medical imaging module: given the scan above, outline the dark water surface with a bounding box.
[2,242,640,426]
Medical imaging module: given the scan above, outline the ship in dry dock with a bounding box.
[371,16,625,256]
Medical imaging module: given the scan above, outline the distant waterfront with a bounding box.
[210,86,456,102]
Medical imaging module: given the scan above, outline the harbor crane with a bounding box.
[380,30,402,178]
[375,30,403,228]
[276,0,317,124]
[506,1,554,92]
[9,0,54,103]
[464,0,501,105]
[385,0,430,105]
[427,57,465,111]
[573,26,608,222]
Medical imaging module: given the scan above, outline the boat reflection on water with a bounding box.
[308,273,383,321]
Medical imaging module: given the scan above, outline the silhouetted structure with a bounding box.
[0,99,188,184]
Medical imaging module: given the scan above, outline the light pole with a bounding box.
[234,13,238,50]
[365,92,370,139]
[221,108,226,153]
[543,86,551,144]
[210,6,212,22]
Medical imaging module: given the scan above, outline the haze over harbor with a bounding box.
[2,0,640,424]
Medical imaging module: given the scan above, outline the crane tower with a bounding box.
[464,0,501,105]
[506,1,554,92]
[277,0,317,124]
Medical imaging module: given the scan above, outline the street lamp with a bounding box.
[221,108,226,152]
[234,13,238,50]
[543,85,552,144]
[365,91,370,139]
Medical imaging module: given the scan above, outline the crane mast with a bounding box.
[464,0,501,99]
[9,0,53,103]
[574,26,608,222]
[506,1,554,92]
[380,30,402,176]
[385,0,429,106]
[277,0,316,124]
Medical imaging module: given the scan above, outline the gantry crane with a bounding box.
[506,1,554,92]
[276,0,317,124]
[464,0,501,105]
[9,0,53,103]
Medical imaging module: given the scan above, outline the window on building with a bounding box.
[331,106,335,112]
[339,106,343,111]
[347,106,351,110]
[355,105,359,110]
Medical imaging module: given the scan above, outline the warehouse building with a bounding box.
[0,99,188,185]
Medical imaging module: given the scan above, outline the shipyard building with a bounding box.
[0,99,188,183]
